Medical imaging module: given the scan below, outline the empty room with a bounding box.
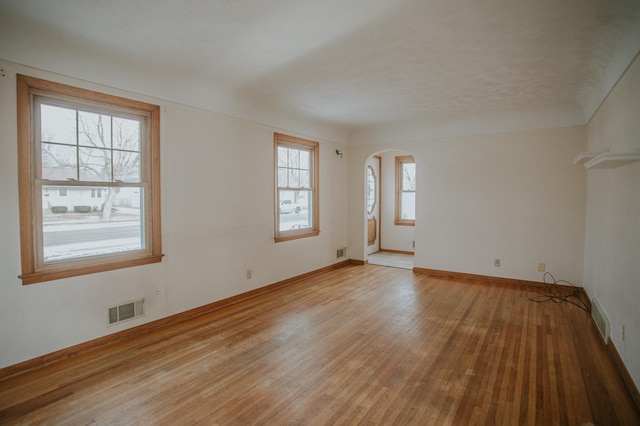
[0,0,639,424]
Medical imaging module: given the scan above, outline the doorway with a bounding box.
[365,150,415,269]
[367,251,414,269]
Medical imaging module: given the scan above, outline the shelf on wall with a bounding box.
[572,151,604,166]
[584,152,640,169]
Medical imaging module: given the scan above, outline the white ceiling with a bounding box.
[1,0,639,140]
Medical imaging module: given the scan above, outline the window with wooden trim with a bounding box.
[17,75,162,284]
[395,155,416,226]
[274,133,319,242]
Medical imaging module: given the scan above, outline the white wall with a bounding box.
[349,126,587,285]
[584,54,640,390]
[0,61,349,369]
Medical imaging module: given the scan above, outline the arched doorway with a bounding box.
[364,150,415,269]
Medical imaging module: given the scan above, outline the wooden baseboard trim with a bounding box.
[576,289,639,411]
[413,267,542,286]
[378,249,414,255]
[608,337,640,411]
[413,267,587,301]
[0,260,352,381]
[350,259,367,265]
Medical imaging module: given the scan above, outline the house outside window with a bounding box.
[17,75,162,284]
[274,133,319,242]
[395,155,416,226]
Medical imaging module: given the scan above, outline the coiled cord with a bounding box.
[526,272,590,312]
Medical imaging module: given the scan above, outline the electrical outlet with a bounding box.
[538,263,545,272]
[622,325,625,341]
[494,258,500,267]
[246,269,252,279]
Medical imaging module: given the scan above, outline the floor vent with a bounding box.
[108,298,144,325]
[336,247,347,258]
[591,298,610,344]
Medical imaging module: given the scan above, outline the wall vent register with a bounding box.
[591,297,610,344]
[108,298,145,325]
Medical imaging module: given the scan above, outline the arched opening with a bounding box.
[364,149,415,269]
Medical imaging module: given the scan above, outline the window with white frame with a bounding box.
[17,75,162,284]
[274,133,319,242]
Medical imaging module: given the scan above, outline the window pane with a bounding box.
[78,110,111,148]
[278,146,288,167]
[300,170,310,188]
[403,163,416,191]
[288,168,300,188]
[278,190,311,232]
[42,185,144,262]
[278,167,288,187]
[79,147,112,181]
[40,104,76,144]
[287,148,300,168]
[113,117,140,151]
[40,106,142,184]
[299,150,310,170]
[113,151,141,182]
[42,143,77,180]
[401,192,416,220]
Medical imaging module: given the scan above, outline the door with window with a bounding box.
[366,156,380,255]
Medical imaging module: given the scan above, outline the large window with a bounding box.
[17,75,162,284]
[274,133,319,242]
[395,155,416,226]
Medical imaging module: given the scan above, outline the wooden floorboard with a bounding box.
[0,264,638,425]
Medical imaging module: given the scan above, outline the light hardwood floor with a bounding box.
[1,264,638,425]
[367,252,414,269]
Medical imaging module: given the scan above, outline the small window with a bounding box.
[274,133,319,242]
[17,75,162,284]
[366,165,377,214]
[395,155,416,226]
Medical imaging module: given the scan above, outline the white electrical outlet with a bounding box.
[538,263,545,272]
[246,270,252,279]
[494,258,500,267]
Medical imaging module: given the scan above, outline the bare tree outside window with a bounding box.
[17,74,162,284]
[395,156,416,225]
[39,102,144,261]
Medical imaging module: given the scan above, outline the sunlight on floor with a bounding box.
[367,251,414,270]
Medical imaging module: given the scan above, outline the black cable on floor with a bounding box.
[526,272,590,313]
